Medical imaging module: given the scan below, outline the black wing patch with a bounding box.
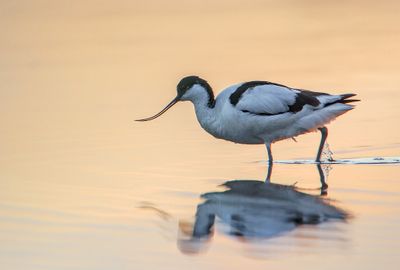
[230,81,322,116]
[288,92,320,113]
[229,81,289,106]
[240,91,321,116]
[296,89,329,97]
[241,110,279,116]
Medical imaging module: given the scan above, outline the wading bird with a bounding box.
[136,76,358,172]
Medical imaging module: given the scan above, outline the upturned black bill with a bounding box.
[135,97,179,121]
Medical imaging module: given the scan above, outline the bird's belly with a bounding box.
[200,105,329,145]
[205,117,266,145]
[208,112,307,145]
[213,129,264,144]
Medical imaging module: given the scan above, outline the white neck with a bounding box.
[181,85,218,136]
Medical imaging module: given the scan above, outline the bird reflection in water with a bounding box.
[178,165,347,254]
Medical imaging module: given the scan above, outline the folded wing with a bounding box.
[230,82,321,116]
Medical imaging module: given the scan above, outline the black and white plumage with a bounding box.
[136,75,359,166]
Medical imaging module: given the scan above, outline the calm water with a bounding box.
[1,1,400,269]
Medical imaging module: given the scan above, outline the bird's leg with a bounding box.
[316,127,328,163]
[266,143,273,182]
[266,164,273,182]
[316,164,328,196]
[266,143,273,164]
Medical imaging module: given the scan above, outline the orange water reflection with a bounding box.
[177,177,347,255]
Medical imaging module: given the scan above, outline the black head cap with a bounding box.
[177,75,215,107]
[135,76,214,122]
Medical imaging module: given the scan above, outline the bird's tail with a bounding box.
[339,94,360,104]
[321,93,360,107]
[298,93,359,132]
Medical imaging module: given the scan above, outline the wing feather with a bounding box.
[233,84,299,115]
[229,81,356,116]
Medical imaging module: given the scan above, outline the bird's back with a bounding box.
[207,81,358,144]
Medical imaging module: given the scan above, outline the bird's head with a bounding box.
[136,75,214,121]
